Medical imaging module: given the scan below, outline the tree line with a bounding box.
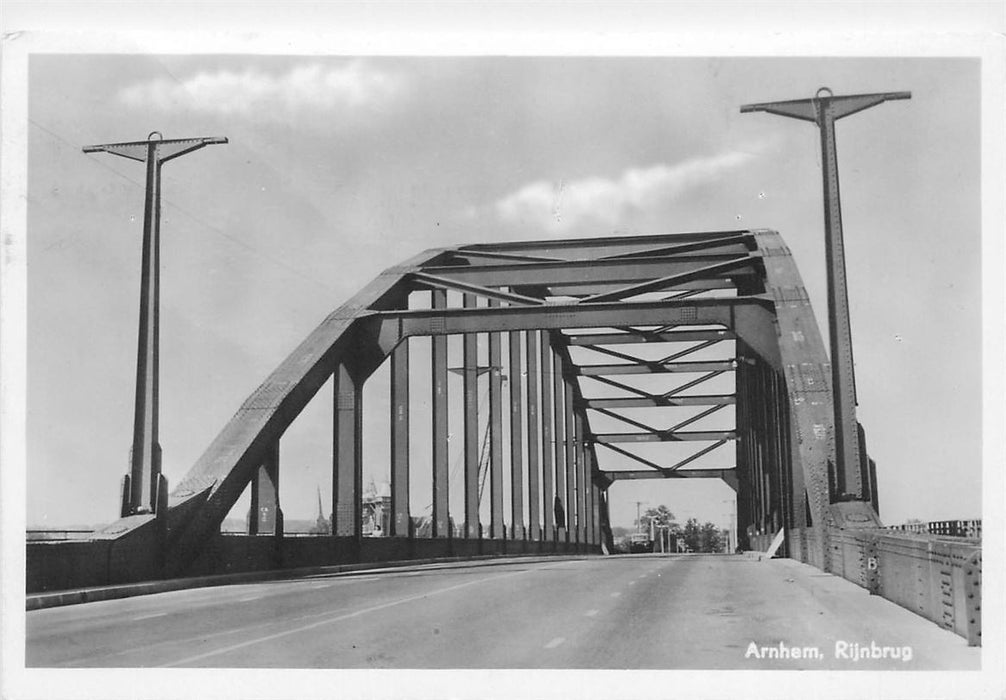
[612,505,725,553]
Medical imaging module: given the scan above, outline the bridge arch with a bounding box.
[100,228,880,577]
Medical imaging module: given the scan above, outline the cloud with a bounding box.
[117,61,402,121]
[494,146,766,233]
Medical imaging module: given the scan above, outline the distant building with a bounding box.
[362,479,392,536]
[309,486,331,535]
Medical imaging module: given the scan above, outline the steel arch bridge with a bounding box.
[94,227,885,578]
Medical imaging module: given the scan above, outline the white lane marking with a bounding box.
[610,592,621,598]
[238,595,264,602]
[584,609,599,617]
[628,581,636,586]
[544,637,566,649]
[98,605,358,661]
[306,576,380,586]
[160,566,537,667]
[131,612,168,621]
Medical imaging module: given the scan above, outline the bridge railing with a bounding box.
[26,530,95,542]
[828,527,981,646]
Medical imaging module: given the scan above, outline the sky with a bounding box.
[22,54,983,533]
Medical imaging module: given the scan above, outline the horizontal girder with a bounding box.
[581,394,735,408]
[565,329,736,345]
[455,228,753,259]
[603,468,736,481]
[577,360,734,376]
[592,430,736,442]
[419,254,758,289]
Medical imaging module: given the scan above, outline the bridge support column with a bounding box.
[248,442,282,536]
[584,449,595,546]
[488,303,504,539]
[553,348,567,542]
[564,378,576,545]
[334,361,362,539]
[509,330,525,540]
[390,339,410,537]
[526,331,541,541]
[463,293,480,540]
[575,413,587,546]
[431,290,449,538]
[735,343,755,550]
[540,336,555,543]
[598,486,614,553]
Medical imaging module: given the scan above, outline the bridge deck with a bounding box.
[26,554,976,670]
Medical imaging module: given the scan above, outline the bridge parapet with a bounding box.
[828,526,981,646]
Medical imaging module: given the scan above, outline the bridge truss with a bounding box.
[93,229,878,571]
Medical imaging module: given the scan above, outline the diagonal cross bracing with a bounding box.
[589,403,728,437]
[596,438,731,473]
[586,375,653,398]
[659,370,729,399]
[411,272,545,307]
[594,233,751,260]
[577,360,734,376]
[580,256,755,304]
[656,339,724,364]
[452,248,567,264]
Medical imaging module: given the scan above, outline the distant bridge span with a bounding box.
[30,228,981,645]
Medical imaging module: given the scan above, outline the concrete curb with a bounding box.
[26,552,595,611]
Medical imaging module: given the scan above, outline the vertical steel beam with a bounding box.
[431,290,450,538]
[333,362,362,538]
[390,339,410,537]
[575,412,587,545]
[261,442,282,536]
[587,453,594,546]
[540,335,555,541]
[526,331,541,540]
[564,379,576,543]
[584,463,593,545]
[552,350,566,540]
[248,470,259,535]
[773,372,790,538]
[587,449,596,545]
[488,301,505,539]
[463,293,480,539]
[735,343,754,547]
[591,482,601,547]
[509,331,525,539]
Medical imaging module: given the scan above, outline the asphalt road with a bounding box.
[26,554,979,669]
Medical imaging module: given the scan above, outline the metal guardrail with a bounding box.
[829,527,981,646]
[26,530,95,542]
[219,531,327,537]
